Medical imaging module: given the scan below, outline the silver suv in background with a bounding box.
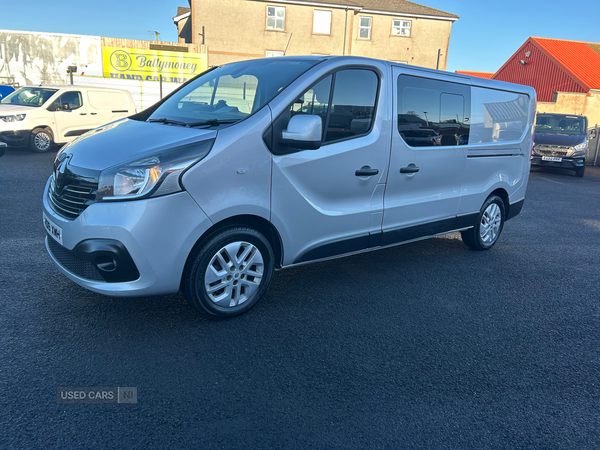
[42,56,536,317]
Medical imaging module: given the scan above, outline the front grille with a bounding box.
[47,236,105,282]
[534,145,572,157]
[49,178,98,220]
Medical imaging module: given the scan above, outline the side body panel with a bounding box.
[268,59,392,266]
[182,106,273,223]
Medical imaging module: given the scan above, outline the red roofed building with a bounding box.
[455,70,494,79]
[492,37,600,126]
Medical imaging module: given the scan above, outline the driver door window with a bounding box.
[51,91,83,111]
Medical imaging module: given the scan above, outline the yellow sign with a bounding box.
[102,46,207,83]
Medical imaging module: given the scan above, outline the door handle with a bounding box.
[79,113,87,115]
[400,165,420,174]
[355,167,379,177]
[90,112,97,115]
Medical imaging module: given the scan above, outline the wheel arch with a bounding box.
[181,214,284,288]
[489,187,509,216]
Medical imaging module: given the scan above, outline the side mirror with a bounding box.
[281,115,322,150]
[62,103,71,111]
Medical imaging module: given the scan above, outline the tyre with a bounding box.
[182,227,275,317]
[575,165,585,177]
[29,128,54,153]
[461,195,505,251]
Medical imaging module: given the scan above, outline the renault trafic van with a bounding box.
[42,56,536,317]
[0,85,136,152]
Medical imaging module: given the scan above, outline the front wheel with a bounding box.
[29,128,54,153]
[182,227,275,317]
[461,195,506,251]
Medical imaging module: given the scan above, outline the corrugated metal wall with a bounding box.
[493,43,586,102]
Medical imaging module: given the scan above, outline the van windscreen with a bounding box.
[535,114,586,135]
[147,59,321,127]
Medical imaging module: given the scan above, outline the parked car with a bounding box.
[42,56,536,317]
[531,113,588,177]
[0,85,15,101]
[0,85,136,152]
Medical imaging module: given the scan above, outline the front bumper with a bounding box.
[42,177,214,297]
[0,130,30,147]
[531,155,585,171]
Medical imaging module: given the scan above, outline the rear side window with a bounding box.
[469,87,529,144]
[397,75,470,147]
[288,69,378,144]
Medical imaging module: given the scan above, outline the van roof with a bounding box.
[22,84,129,91]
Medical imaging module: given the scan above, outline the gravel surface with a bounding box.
[2,147,600,449]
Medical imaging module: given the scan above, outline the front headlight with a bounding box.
[1,114,26,122]
[572,141,587,156]
[97,139,215,201]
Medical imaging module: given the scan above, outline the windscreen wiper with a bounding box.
[186,119,241,128]
[147,118,188,126]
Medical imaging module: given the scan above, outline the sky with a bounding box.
[1,0,599,73]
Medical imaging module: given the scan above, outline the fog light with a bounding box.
[96,256,117,272]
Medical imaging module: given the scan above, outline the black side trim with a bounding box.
[293,235,370,264]
[382,217,455,247]
[293,213,479,265]
[467,154,522,158]
[64,129,91,137]
[506,199,524,221]
[112,110,129,113]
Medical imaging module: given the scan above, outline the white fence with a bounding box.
[73,75,182,112]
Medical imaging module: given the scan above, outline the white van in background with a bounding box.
[0,85,136,152]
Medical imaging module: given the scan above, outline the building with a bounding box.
[174,0,458,69]
[174,7,192,43]
[459,37,600,127]
[454,70,493,79]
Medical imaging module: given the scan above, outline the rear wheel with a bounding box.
[461,195,505,251]
[575,165,585,177]
[29,128,54,153]
[182,227,275,317]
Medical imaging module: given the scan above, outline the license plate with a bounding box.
[542,156,562,162]
[43,213,63,245]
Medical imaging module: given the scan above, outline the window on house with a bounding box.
[267,5,285,31]
[266,50,284,57]
[313,10,332,34]
[358,17,372,39]
[392,19,411,36]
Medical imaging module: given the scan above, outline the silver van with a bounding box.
[42,56,536,317]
